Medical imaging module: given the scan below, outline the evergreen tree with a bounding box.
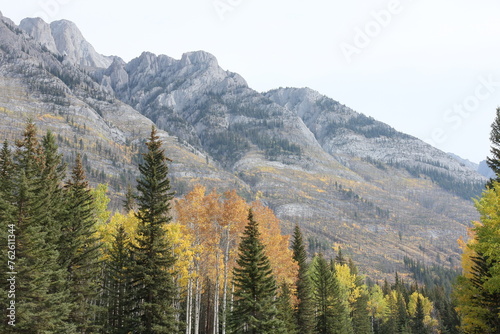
[411,295,428,334]
[130,126,178,333]
[276,282,298,334]
[335,246,347,265]
[105,224,135,334]
[310,254,336,334]
[487,107,500,186]
[0,141,14,323]
[123,183,136,212]
[61,154,102,333]
[10,121,71,332]
[351,287,372,334]
[291,225,315,334]
[229,209,285,334]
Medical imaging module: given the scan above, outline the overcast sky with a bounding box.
[2,0,500,163]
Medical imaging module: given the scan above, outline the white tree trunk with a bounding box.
[194,275,201,334]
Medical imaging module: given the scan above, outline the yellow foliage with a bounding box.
[408,292,437,328]
[334,263,362,308]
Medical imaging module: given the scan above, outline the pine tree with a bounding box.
[411,295,428,334]
[130,126,178,333]
[291,225,315,334]
[10,121,72,332]
[351,287,372,334]
[105,224,135,334]
[0,141,14,322]
[486,107,500,186]
[229,209,285,334]
[277,282,298,334]
[61,154,102,333]
[123,183,136,212]
[310,254,336,334]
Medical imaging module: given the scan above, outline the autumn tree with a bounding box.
[455,182,500,333]
[129,126,178,333]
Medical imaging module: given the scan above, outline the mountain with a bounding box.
[0,12,485,278]
[19,17,114,68]
[478,160,495,179]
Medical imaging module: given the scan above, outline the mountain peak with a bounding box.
[180,51,218,67]
[19,17,113,68]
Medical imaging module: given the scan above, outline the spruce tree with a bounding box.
[11,121,71,332]
[487,107,500,186]
[105,224,135,334]
[291,225,315,334]
[351,288,372,334]
[411,295,428,334]
[229,209,285,334]
[310,254,336,334]
[0,141,14,321]
[130,126,177,333]
[123,183,136,213]
[61,154,102,333]
[276,282,298,334]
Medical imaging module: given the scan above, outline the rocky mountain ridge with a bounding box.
[0,12,486,278]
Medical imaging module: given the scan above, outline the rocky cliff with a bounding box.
[0,12,486,278]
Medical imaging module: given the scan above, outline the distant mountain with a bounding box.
[478,160,495,179]
[447,153,495,180]
[0,12,486,278]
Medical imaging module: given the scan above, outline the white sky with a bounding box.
[2,0,500,163]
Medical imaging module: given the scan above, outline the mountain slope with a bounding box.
[0,13,485,278]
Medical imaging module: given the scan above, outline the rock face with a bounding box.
[0,14,486,278]
[19,17,114,68]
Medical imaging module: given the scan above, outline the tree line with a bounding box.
[1,118,499,333]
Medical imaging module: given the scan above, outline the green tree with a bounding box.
[411,295,428,334]
[229,209,285,334]
[455,183,500,333]
[130,126,178,333]
[277,282,298,334]
[123,183,136,212]
[105,224,135,334]
[486,107,500,186]
[61,154,102,333]
[352,287,372,334]
[0,141,14,322]
[291,225,315,334]
[310,254,336,334]
[9,122,71,333]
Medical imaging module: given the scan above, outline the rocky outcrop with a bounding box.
[19,17,114,68]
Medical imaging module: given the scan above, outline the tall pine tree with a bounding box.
[130,126,178,333]
[291,225,315,334]
[487,107,500,186]
[10,122,71,332]
[61,154,102,333]
[105,224,135,334]
[229,209,285,334]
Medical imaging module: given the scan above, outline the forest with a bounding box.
[0,120,499,334]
